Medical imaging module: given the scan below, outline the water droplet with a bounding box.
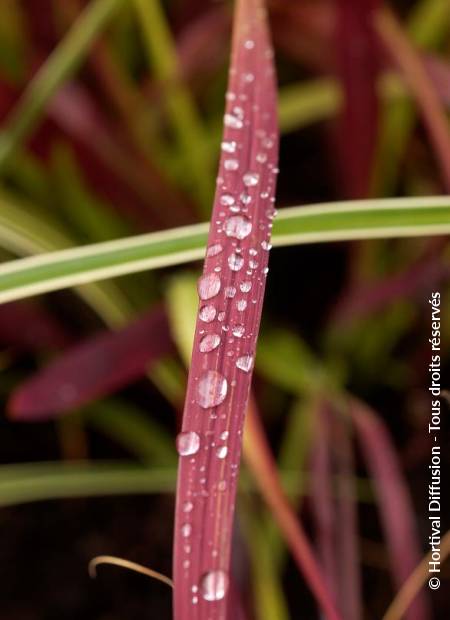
[261,240,272,250]
[217,311,225,321]
[197,371,228,409]
[176,431,200,456]
[224,159,239,171]
[262,137,274,149]
[181,523,192,538]
[243,73,254,83]
[228,252,244,271]
[216,445,228,459]
[207,243,223,257]
[256,152,268,163]
[224,216,252,240]
[183,501,194,513]
[236,299,247,311]
[199,305,216,322]
[244,39,255,49]
[218,480,227,491]
[249,248,258,256]
[233,106,244,119]
[201,570,229,601]
[243,172,259,187]
[232,325,245,338]
[199,334,221,353]
[221,141,236,153]
[224,286,236,298]
[240,281,252,293]
[236,355,253,372]
[240,192,251,205]
[198,273,221,300]
[220,194,235,206]
[224,114,243,129]
[249,259,258,269]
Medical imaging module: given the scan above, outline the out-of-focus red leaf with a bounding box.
[0,301,70,350]
[351,398,431,620]
[335,0,380,198]
[332,250,449,325]
[8,305,173,421]
[423,55,450,107]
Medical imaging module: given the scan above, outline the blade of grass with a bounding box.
[133,0,213,215]
[244,401,342,620]
[0,0,125,169]
[375,6,450,191]
[172,0,279,615]
[0,188,133,325]
[351,398,431,620]
[1,196,450,305]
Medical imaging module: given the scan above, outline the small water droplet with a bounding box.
[261,240,272,250]
[243,172,259,187]
[224,114,243,129]
[232,325,245,338]
[236,355,253,372]
[183,501,194,513]
[198,273,221,300]
[201,570,229,601]
[181,523,192,538]
[220,194,235,206]
[256,152,268,163]
[224,286,236,298]
[199,333,221,353]
[224,215,252,240]
[176,431,200,456]
[220,431,229,440]
[240,192,251,205]
[218,480,227,491]
[199,305,216,322]
[244,39,255,49]
[216,445,228,459]
[221,141,237,153]
[197,371,228,409]
[207,243,223,257]
[236,299,247,311]
[249,248,258,256]
[240,281,252,293]
[224,159,239,171]
[228,252,244,271]
[243,73,254,83]
[249,259,258,269]
[233,106,244,119]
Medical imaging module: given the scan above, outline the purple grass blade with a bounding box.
[0,301,70,351]
[350,398,431,620]
[8,305,172,420]
[172,1,278,617]
[335,0,380,198]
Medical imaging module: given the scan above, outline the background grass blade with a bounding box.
[0,0,125,169]
[1,197,449,305]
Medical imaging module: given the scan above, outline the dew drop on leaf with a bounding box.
[220,194,235,206]
[198,273,221,300]
[224,215,252,240]
[197,370,228,409]
[199,333,221,353]
[224,113,243,129]
[181,523,192,538]
[207,243,223,257]
[224,159,239,171]
[232,325,245,338]
[221,141,237,153]
[200,570,229,601]
[216,445,228,459]
[243,172,259,187]
[199,305,217,322]
[228,252,244,271]
[236,355,253,372]
[176,431,200,456]
[240,281,252,293]
[224,286,236,298]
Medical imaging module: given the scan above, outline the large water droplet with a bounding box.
[199,333,221,353]
[228,253,244,271]
[224,216,252,240]
[201,570,229,601]
[243,172,260,187]
[176,431,200,456]
[197,371,228,409]
[199,305,216,322]
[198,273,221,300]
[236,355,253,372]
